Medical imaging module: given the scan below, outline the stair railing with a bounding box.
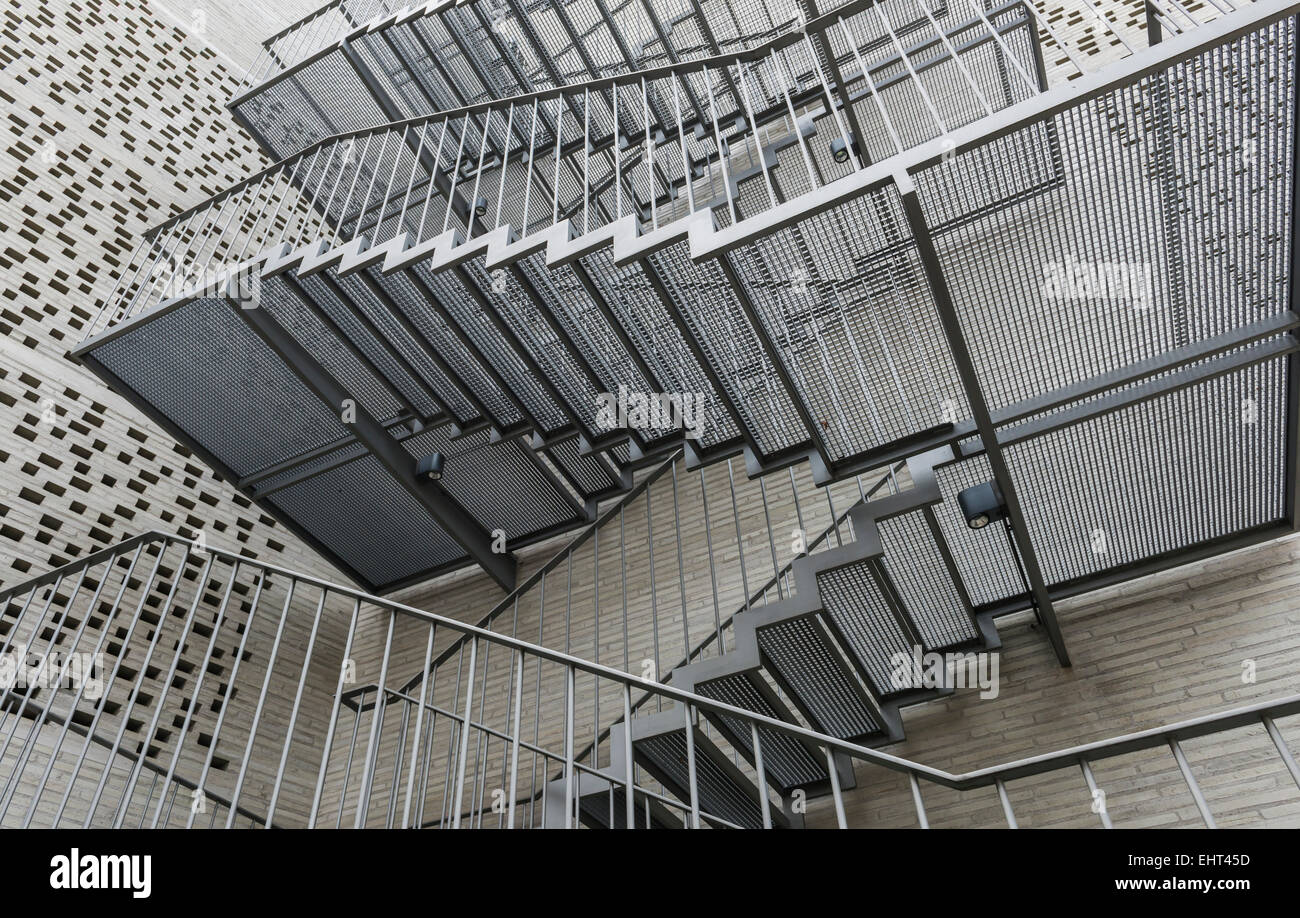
[3,530,1298,828]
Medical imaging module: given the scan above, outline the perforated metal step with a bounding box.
[624,712,793,830]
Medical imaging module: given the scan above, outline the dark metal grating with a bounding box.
[816,559,914,696]
[878,510,978,648]
[634,729,764,829]
[693,672,828,789]
[1005,356,1289,588]
[545,437,617,497]
[89,298,351,479]
[398,425,582,540]
[268,454,468,586]
[755,615,882,738]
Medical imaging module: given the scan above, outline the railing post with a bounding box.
[1169,738,1216,828]
[452,637,478,829]
[400,622,437,829]
[682,704,701,829]
[752,722,773,829]
[507,650,524,829]
[909,774,930,829]
[266,589,329,826]
[8,545,145,825]
[226,579,296,828]
[1079,758,1112,829]
[623,685,636,829]
[309,597,362,828]
[355,607,397,828]
[827,746,848,828]
[564,664,575,829]
[996,778,1018,828]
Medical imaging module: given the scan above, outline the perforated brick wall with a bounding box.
[0,0,332,589]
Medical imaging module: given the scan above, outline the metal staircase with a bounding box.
[545,446,1004,827]
[15,0,1300,829]
[4,531,1299,829]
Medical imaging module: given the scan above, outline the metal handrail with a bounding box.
[5,530,1299,827]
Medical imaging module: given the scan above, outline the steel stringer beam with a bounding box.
[895,171,1070,667]
[228,295,518,591]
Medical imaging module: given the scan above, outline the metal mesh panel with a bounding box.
[755,615,882,737]
[1005,355,1289,587]
[544,438,616,496]
[366,267,522,429]
[878,510,978,648]
[816,559,913,695]
[462,257,607,437]
[328,269,479,425]
[398,426,580,539]
[913,17,1297,413]
[933,456,1024,607]
[89,298,350,479]
[635,729,763,828]
[257,274,404,423]
[693,672,827,789]
[729,186,970,461]
[515,254,655,403]
[576,248,739,449]
[294,271,441,419]
[411,263,569,433]
[648,242,806,456]
[268,454,467,587]
[238,50,388,160]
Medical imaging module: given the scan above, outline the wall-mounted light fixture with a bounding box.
[416,452,445,482]
[831,133,859,165]
[957,480,1007,530]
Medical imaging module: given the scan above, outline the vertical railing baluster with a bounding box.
[387,701,410,828]
[9,545,144,825]
[146,560,244,828]
[909,774,930,829]
[183,569,268,828]
[752,722,772,829]
[226,578,297,828]
[827,746,848,828]
[308,597,362,827]
[0,555,114,810]
[336,687,365,829]
[507,649,524,829]
[683,704,700,829]
[622,685,636,829]
[452,637,478,828]
[1169,737,1216,828]
[266,589,329,826]
[354,607,397,828]
[0,568,83,760]
[401,622,437,829]
[564,664,575,828]
[996,778,1018,828]
[92,542,199,824]
[46,541,173,827]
